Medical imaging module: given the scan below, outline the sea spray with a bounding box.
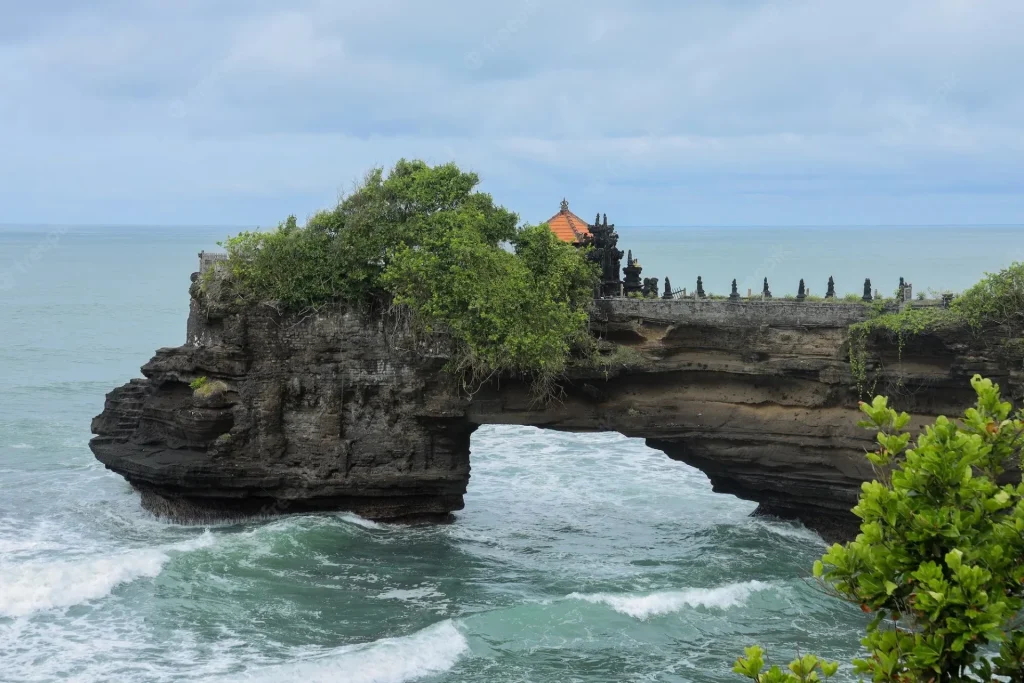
[217,620,469,683]
[568,580,773,619]
[0,532,215,617]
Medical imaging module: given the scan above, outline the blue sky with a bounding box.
[1,0,1022,227]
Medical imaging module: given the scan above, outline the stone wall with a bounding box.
[594,297,883,328]
[198,251,227,275]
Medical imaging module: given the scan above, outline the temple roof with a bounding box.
[544,199,592,243]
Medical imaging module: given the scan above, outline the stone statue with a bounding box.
[584,212,624,297]
[863,278,873,302]
[663,277,673,299]
[797,279,806,301]
[642,277,659,297]
[623,250,643,296]
[825,276,835,298]
[729,279,740,300]
[762,277,772,299]
[696,276,706,298]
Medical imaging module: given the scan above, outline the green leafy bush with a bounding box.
[189,377,208,391]
[738,375,1024,682]
[734,648,839,683]
[952,261,1024,332]
[218,160,597,396]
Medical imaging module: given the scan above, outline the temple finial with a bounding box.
[560,198,569,213]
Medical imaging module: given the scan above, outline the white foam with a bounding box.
[0,532,215,618]
[338,512,384,529]
[7,443,34,449]
[375,587,442,602]
[220,620,468,683]
[569,580,771,619]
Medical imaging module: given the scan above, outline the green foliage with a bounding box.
[733,646,839,683]
[189,376,208,391]
[193,379,229,398]
[740,375,1024,683]
[952,261,1024,333]
[847,306,961,396]
[219,160,596,397]
[585,344,649,379]
[384,221,597,395]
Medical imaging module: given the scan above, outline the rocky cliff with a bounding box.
[91,273,1024,540]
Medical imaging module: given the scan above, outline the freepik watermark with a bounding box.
[0,225,69,291]
[464,0,541,70]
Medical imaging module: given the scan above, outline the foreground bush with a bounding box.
[219,160,598,395]
[737,375,1024,682]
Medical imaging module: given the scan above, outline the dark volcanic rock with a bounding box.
[91,281,474,523]
[92,276,1024,540]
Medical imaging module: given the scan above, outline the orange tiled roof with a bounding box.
[545,199,592,243]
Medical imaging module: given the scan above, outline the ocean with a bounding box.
[2,225,1023,683]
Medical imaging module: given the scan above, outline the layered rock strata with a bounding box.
[91,277,1024,539]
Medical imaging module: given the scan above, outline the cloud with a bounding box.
[0,0,1022,225]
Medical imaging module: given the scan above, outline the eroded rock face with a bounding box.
[91,290,474,522]
[91,280,1024,540]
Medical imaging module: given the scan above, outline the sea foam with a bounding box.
[220,620,469,683]
[0,532,214,618]
[569,580,771,619]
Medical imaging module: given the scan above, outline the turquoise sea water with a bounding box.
[1,225,1023,682]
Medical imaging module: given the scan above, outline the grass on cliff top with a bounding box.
[214,160,598,400]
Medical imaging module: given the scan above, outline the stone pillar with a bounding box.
[797,279,806,301]
[729,279,740,300]
[825,276,835,299]
[862,278,873,302]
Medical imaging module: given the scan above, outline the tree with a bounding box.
[736,375,1024,682]
[217,159,597,397]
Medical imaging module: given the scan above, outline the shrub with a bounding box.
[952,261,1024,333]
[189,377,208,391]
[191,376,227,397]
[219,160,597,397]
[737,375,1024,682]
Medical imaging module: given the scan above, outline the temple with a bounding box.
[544,199,592,244]
[544,200,625,297]
[585,212,625,297]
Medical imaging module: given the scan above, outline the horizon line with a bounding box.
[2,222,1024,230]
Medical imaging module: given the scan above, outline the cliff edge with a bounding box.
[91,271,1024,540]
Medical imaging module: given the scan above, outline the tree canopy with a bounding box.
[218,159,598,395]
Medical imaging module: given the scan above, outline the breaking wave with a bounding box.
[219,620,468,683]
[569,580,772,619]
[0,533,214,618]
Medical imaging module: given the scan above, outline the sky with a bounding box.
[1,0,1022,227]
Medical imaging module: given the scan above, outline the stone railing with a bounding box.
[593,297,884,328]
